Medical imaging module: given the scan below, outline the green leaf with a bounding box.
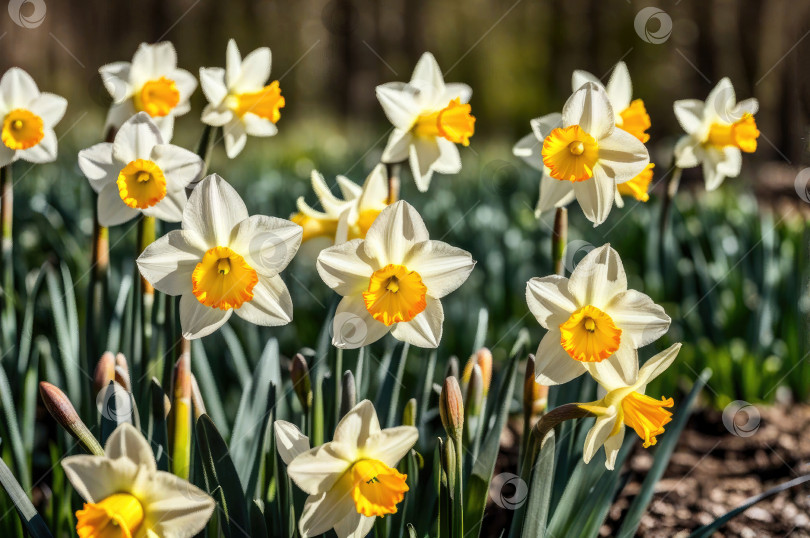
[0,366,31,491]
[190,339,229,436]
[517,430,555,538]
[0,452,53,537]
[250,499,269,538]
[148,379,169,472]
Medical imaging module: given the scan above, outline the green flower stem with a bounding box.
[1,165,15,353]
[195,124,217,178]
[659,165,683,238]
[385,163,401,204]
[552,207,567,276]
[519,403,592,485]
[170,352,192,479]
[137,216,156,378]
[86,196,109,377]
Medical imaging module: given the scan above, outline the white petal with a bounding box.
[705,146,742,191]
[135,471,215,537]
[562,82,615,140]
[61,455,138,503]
[98,62,132,103]
[97,183,139,227]
[230,215,302,275]
[151,144,204,191]
[390,296,443,348]
[333,511,376,538]
[137,230,202,296]
[78,142,117,192]
[233,46,271,92]
[233,274,293,326]
[526,275,577,329]
[582,409,618,464]
[408,136,441,192]
[536,174,575,216]
[331,295,390,349]
[376,83,420,130]
[606,289,670,347]
[573,167,615,227]
[336,174,363,200]
[140,189,186,222]
[0,144,15,167]
[409,52,445,107]
[299,490,355,538]
[404,240,474,298]
[603,427,625,470]
[316,239,375,295]
[113,112,162,163]
[637,343,682,386]
[335,400,382,448]
[363,200,429,266]
[104,100,135,135]
[513,133,543,172]
[225,39,242,88]
[596,128,650,184]
[274,420,310,465]
[242,113,278,137]
[287,443,353,495]
[673,99,705,135]
[17,129,57,164]
[533,331,587,385]
[381,128,412,164]
[587,340,639,390]
[704,77,736,122]
[130,42,177,84]
[674,135,701,168]
[179,293,231,340]
[183,174,248,248]
[171,68,197,104]
[199,67,228,106]
[568,244,627,307]
[361,426,418,467]
[223,120,248,159]
[0,67,39,109]
[606,61,632,112]
[432,138,462,175]
[356,164,389,209]
[571,69,600,93]
[733,97,759,118]
[530,113,564,142]
[200,103,233,127]
[28,93,67,127]
[105,423,156,471]
[441,82,472,104]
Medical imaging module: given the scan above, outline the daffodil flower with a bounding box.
[376,52,475,192]
[512,82,649,226]
[200,39,285,158]
[0,67,66,167]
[316,200,474,349]
[78,112,203,227]
[100,42,197,141]
[673,77,759,191]
[292,164,390,245]
[61,423,215,538]
[137,175,302,339]
[274,400,418,538]
[578,343,681,469]
[525,244,670,387]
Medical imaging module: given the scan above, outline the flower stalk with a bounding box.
[40,382,105,456]
[169,352,192,479]
[552,207,567,276]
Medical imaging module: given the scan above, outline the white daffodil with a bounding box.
[292,163,390,245]
[275,400,418,538]
[100,42,197,141]
[525,244,670,387]
[78,112,203,227]
[137,175,302,339]
[578,343,681,470]
[673,77,759,191]
[61,423,215,538]
[316,200,474,349]
[376,52,475,192]
[200,39,285,158]
[512,82,649,226]
[0,67,66,167]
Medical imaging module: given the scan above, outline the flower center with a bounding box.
[363,264,427,326]
[349,459,409,517]
[192,246,259,310]
[620,391,674,448]
[228,81,285,123]
[75,492,144,538]
[617,99,651,143]
[542,125,599,182]
[706,113,759,153]
[559,305,621,362]
[134,77,180,117]
[2,109,44,150]
[116,159,167,209]
[617,163,654,202]
[413,98,475,146]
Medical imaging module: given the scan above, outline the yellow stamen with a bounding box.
[618,163,654,202]
[192,246,259,310]
[116,159,167,209]
[2,109,44,150]
[134,77,180,117]
[75,493,144,538]
[542,125,599,182]
[621,391,674,448]
[350,459,409,517]
[229,81,285,123]
[706,113,759,153]
[363,264,427,326]
[559,305,621,362]
[413,98,475,146]
[617,99,651,143]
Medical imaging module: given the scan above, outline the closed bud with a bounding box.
[462,348,493,396]
[93,352,116,394]
[402,398,417,427]
[40,382,104,456]
[114,352,131,392]
[524,355,548,419]
[439,376,464,440]
[290,353,312,412]
[465,364,484,417]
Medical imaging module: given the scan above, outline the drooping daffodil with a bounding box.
[376,52,475,191]
[292,163,390,245]
[578,343,681,469]
[673,77,759,191]
[78,112,204,227]
[316,200,475,349]
[99,42,197,141]
[513,82,649,226]
[200,39,285,158]
[0,67,67,167]
[525,244,670,387]
[61,423,215,538]
[137,174,302,339]
[275,400,418,538]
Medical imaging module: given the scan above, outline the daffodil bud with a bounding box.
[114,352,131,392]
[523,355,548,419]
[402,398,417,427]
[439,377,464,440]
[290,353,312,413]
[93,352,116,394]
[40,382,104,456]
[462,348,493,396]
[465,364,484,417]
